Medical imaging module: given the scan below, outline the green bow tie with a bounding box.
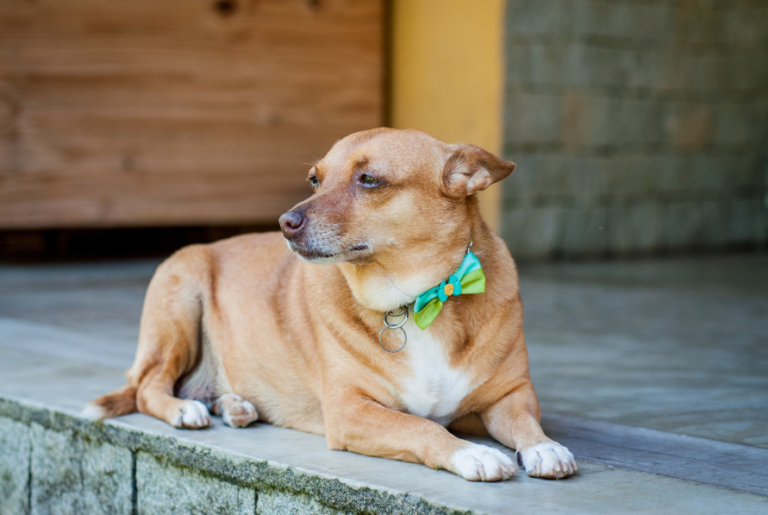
[413,250,486,329]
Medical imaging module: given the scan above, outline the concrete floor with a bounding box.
[1,252,767,512]
[520,253,768,449]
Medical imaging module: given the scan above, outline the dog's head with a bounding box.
[279,128,515,267]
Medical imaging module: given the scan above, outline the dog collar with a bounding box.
[413,249,486,329]
[378,243,486,352]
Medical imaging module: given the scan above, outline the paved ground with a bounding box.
[521,253,768,448]
[1,252,767,513]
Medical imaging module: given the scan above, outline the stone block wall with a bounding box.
[501,0,768,259]
[0,415,354,515]
[0,398,459,515]
[0,415,358,515]
[0,418,253,515]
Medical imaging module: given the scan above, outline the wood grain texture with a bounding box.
[542,413,768,497]
[0,0,383,228]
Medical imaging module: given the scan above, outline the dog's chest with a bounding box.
[394,321,474,426]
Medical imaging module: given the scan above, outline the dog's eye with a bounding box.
[309,176,320,188]
[359,174,381,187]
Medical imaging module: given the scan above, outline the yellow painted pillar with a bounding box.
[390,0,506,232]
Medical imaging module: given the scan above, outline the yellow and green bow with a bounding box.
[413,251,486,329]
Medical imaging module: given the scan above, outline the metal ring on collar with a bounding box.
[379,326,407,353]
[383,308,408,329]
[379,307,409,352]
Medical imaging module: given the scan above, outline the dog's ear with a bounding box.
[442,144,516,198]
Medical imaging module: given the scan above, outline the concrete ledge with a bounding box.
[3,396,768,515]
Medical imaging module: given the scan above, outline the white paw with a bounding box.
[519,442,577,479]
[450,444,518,481]
[172,400,212,429]
[212,394,258,428]
[80,404,106,421]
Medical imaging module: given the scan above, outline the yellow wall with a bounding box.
[390,0,506,232]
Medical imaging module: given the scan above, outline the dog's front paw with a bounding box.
[450,444,517,481]
[172,400,212,429]
[519,442,577,479]
[213,393,258,428]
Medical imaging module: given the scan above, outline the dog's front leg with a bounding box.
[325,393,517,481]
[481,383,577,479]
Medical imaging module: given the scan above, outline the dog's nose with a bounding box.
[279,211,305,238]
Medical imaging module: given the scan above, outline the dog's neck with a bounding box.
[337,219,489,313]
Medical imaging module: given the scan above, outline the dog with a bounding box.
[85,128,577,481]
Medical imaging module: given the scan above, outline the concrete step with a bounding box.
[2,378,768,515]
[2,394,768,515]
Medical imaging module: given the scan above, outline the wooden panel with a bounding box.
[0,0,383,228]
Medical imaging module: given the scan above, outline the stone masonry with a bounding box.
[0,398,471,515]
[0,411,349,515]
[501,0,768,259]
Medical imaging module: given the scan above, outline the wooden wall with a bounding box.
[0,0,384,228]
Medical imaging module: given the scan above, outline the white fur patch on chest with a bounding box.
[395,317,474,426]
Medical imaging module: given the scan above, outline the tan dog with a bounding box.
[85,128,577,481]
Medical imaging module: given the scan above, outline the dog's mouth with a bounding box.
[289,242,335,260]
[289,242,369,261]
